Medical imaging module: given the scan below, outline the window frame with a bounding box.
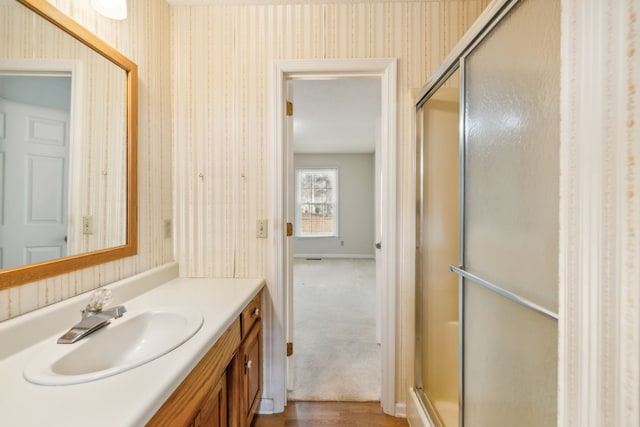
[294,167,339,238]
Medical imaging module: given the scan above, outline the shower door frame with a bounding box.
[414,0,560,425]
[414,1,640,426]
[414,61,463,427]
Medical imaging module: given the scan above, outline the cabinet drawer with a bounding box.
[240,291,262,338]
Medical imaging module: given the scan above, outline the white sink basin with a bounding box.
[23,307,203,385]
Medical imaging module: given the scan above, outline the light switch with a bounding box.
[82,216,93,235]
[257,220,268,238]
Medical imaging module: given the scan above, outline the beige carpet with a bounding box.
[288,258,381,402]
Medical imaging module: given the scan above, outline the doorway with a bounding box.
[272,58,397,414]
[287,77,380,402]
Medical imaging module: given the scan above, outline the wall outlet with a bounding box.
[164,219,172,239]
[257,219,268,238]
[82,216,93,235]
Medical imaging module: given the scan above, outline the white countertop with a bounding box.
[0,265,264,427]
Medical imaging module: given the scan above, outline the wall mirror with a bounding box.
[0,0,137,290]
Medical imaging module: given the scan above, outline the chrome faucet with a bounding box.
[57,289,126,344]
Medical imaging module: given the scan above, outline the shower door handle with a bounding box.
[449,264,558,321]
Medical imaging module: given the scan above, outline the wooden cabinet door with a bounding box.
[147,320,240,427]
[199,371,227,427]
[240,321,262,427]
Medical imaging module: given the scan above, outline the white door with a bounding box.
[374,117,383,345]
[0,97,69,269]
[285,81,295,392]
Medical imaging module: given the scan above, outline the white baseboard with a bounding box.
[395,402,407,418]
[294,253,375,259]
[257,397,275,414]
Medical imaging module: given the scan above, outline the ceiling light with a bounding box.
[91,0,127,20]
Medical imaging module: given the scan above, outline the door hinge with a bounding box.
[286,101,293,116]
[287,342,293,356]
[286,222,293,237]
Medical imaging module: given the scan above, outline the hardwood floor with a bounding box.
[251,401,409,427]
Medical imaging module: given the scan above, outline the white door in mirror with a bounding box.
[23,307,203,386]
[0,97,70,269]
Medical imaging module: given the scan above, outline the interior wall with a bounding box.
[0,76,71,111]
[559,0,640,424]
[294,153,374,258]
[172,0,489,409]
[0,0,174,321]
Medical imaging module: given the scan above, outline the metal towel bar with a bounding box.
[449,265,559,321]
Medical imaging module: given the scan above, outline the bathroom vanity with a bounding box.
[0,263,265,427]
[147,289,263,427]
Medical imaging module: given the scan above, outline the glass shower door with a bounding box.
[415,68,461,427]
[415,0,561,425]
[460,0,560,425]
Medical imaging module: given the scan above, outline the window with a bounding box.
[295,168,338,237]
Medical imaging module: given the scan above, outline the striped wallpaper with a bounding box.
[0,0,173,321]
[0,0,487,408]
[171,0,488,405]
[173,0,489,279]
[1,1,637,422]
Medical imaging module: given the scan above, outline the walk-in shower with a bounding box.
[414,0,560,425]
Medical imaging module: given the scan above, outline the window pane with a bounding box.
[312,188,324,203]
[301,173,313,188]
[295,168,338,237]
[325,188,334,203]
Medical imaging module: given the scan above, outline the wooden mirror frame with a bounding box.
[1,0,138,289]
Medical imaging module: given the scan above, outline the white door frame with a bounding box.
[271,58,397,415]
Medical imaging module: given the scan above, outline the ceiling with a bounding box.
[291,77,381,154]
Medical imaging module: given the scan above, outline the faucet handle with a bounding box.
[87,289,113,312]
